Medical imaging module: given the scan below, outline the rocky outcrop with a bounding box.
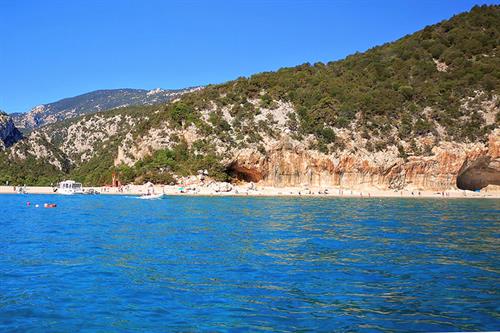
[0,113,23,149]
[8,131,69,171]
[456,129,500,190]
[12,105,47,129]
[229,131,500,191]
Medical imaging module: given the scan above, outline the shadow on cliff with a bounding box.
[456,156,500,191]
[227,162,263,183]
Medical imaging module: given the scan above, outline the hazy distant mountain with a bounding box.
[12,87,201,131]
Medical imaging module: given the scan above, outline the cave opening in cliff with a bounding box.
[456,157,500,191]
[227,163,263,183]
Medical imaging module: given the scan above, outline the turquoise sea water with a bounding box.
[0,194,499,332]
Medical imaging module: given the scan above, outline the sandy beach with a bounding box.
[1,184,499,199]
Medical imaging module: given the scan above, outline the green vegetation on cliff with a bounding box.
[115,140,228,185]
[148,5,498,146]
[0,153,62,186]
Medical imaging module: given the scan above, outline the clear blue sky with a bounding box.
[0,0,496,113]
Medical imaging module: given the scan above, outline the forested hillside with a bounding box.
[148,4,498,148]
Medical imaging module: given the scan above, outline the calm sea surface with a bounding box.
[0,195,499,332]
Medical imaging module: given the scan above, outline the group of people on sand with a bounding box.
[294,189,374,197]
[13,185,27,194]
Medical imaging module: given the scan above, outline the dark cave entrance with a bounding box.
[227,163,263,183]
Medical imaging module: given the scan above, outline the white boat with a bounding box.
[58,180,84,195]
[138,193,165,200]
[138,182,165,199]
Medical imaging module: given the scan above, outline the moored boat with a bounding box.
[57,180,84,195]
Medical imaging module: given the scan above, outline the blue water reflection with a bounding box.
[0,195,498,332]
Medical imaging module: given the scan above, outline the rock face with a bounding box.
[456,129,500,190]
[0,113,23,149]
[229,131,500,191]
[208,182,233,193]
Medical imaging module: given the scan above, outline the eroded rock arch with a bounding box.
[456,156,500,191]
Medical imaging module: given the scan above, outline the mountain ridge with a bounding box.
[11,87,202,131]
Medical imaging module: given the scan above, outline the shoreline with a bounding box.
[1,185,499,199]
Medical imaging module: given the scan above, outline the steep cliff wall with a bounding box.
[229,131,499,191]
